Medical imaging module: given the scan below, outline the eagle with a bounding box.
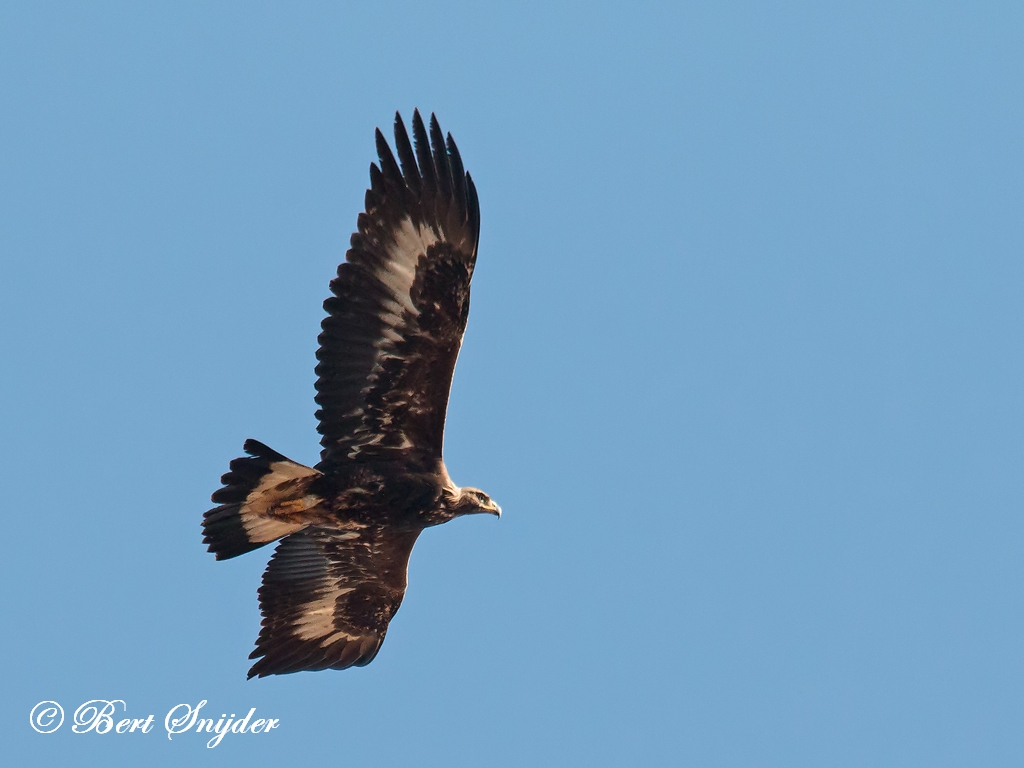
[201,110,500,678]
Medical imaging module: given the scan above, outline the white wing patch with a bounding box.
[378,216,438,317]
[344,216,440,458]
[294,589,356,642]
[293,529,361,643]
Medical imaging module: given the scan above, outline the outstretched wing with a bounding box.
[247,525,420,678]
[315,110,480,472]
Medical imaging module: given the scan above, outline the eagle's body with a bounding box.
[202,111,499,678]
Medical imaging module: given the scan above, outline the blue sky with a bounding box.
[2,1,1023,765]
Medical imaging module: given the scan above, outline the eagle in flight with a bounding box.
[202,110,500,678]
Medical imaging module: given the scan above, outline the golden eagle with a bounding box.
[202,111,500,678]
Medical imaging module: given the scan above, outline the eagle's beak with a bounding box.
[491,503,502,518]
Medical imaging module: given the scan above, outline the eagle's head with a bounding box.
[452,487,502,518]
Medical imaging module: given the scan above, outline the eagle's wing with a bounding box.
[247,525,420,678]
[315,110,480,472]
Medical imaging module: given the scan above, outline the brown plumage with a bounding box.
[201,111,500,678]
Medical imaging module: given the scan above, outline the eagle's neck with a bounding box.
[432,461,500,521]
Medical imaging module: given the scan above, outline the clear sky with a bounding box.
[2,2,1023,765]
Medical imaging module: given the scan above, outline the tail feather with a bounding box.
[203,440,324,561]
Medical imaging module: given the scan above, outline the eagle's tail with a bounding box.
[202,439,324,561]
